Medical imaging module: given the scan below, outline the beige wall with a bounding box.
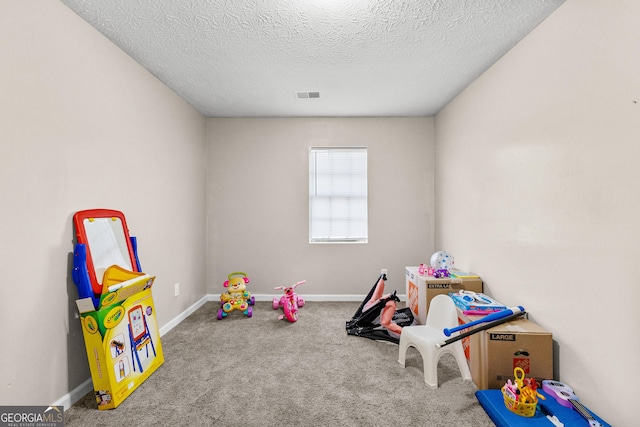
[0,2,207,407]
[206,118,435,296]
[435,1,639,425]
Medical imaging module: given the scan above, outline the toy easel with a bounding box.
[71,208,164,410]
[128,305,156,372]
[72,209,143,309]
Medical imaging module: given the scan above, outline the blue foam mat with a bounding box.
[475,389,611,427]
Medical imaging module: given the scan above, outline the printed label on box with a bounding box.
[489,333,516,342]
[427,283,451,289]
[408,280,418,319]
[514,357,531,374]
[457,317,471,360]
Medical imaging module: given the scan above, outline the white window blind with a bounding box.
[309,147,368,243]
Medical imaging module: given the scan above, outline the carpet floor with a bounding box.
[64,301,495,426]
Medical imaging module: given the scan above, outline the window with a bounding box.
[309,147,368,243]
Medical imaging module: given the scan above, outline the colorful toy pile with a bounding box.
[501,367,545,417]
[418,250,455,277]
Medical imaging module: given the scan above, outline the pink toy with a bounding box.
[272,280,306,322]
[418,263,426,275]
[419,264,435,276]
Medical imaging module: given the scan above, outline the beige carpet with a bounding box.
[64,301,495,426]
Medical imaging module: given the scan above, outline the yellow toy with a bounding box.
[218,272,255,320]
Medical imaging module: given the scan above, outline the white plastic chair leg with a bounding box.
[398,341,408,368]
[423,347,439,389]
[452,344,472,382]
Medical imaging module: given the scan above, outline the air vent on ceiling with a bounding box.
[296,91,320,99]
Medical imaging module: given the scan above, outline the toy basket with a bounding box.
[501,386,537,417]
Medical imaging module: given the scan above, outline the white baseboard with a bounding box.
[208,293,406,302]
[159,294,210,336]
[56,293,404,409]
[54,378,93,410]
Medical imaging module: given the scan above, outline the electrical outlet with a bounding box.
[174,282,180,297]
[381,269,388,276]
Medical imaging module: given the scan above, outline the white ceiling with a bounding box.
[60,0,564,118]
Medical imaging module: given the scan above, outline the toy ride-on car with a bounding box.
[218,272,255,320]
[272,280,305,322]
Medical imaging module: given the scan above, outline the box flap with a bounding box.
[487,318,551,334]
[76,298,96,314]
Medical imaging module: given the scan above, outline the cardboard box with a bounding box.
[456,310,553,390]
[405,266,483,325]
[76,278,164,410]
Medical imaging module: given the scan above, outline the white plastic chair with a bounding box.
[398,294,472,389]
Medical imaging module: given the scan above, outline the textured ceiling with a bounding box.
[60,0,564,118]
